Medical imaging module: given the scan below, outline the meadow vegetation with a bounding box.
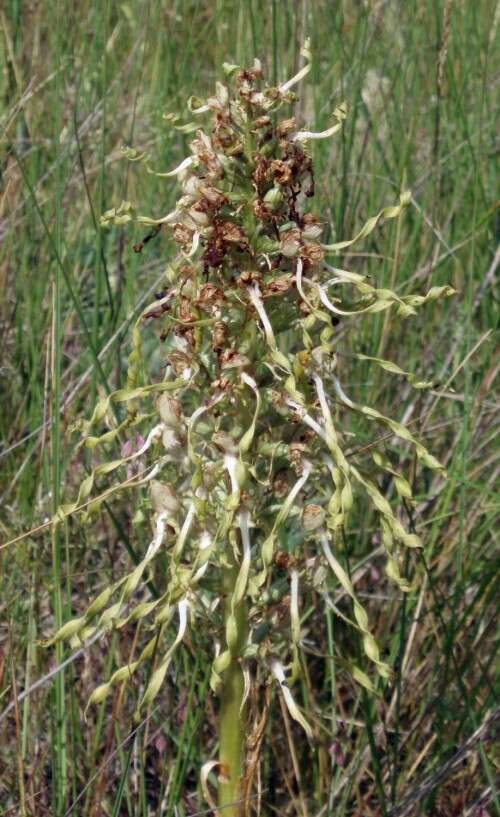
[0,2,498,816]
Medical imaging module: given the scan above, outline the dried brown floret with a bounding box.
[174,325,195,347]
[144,299,171,320]
[253,116,271,129]
[236,68,260,85]
[289,441,309,474]
[274,550,300,569]
[202,240,226,269]
[167,351,193,376]
[220,350,250,369]
[272,474,290,499]
[211,377,232,392]
[236,270,262,287]
[190,132,222,176]
[252,155,270,186]
[264,275,292,297]
[277,118,297,138]
[301,242,325,269]
[273,596,291,623]
[196,283,226,307]
[302,212,318,226]
[253,199,272,221]
[218,221,245,243]
[199,185,229,209]
[270,159,293,186]
[283,142,312,174]
[212,321,228,351]
[179,297,197,323]
[280,228,302,257]
[173,223,195,247]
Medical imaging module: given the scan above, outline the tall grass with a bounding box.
[1,1,498,815]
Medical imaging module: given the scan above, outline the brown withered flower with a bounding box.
[176,297,194,322]
[277,117,297,138]
[280,228,302,257]
[252,199,272,221]
[270,159,293,186]
[218,221,245,243]
[174,325,195,348]
[211,376,231,392]
[253,115,271,130]
[219,348,250,369]
[173,223,195,248]
[300,242,325,269]
[235,269,262,288]
[252,155,270,186]
[272,474,290,499]
[212,320,228,351]
[189,131,222,177]
[289,441,310,474]
[199,185,228,210]
[263,275,292,297]
[196,283,226,309]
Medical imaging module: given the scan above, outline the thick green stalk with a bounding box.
[218,564,248,816]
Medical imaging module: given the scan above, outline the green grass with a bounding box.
[1,1,498,815]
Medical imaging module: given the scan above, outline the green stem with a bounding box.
[218,564,248,816]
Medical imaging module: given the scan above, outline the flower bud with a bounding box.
[49,616,86,645]
[212,431,239,454]
[150,481,180,514]
[157,395,183,428]
[215,81,229,106]
[89,682,111,706]
[183,175,202,197]
[302,504,326,531]
[201,462,220,490]
[302,224,323,240]
[222,62,240,77]
[188,207,210,227]
[263,187,282,209]
[100,200,134,227]
[162,427,183,457]
[280,228,301,258]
